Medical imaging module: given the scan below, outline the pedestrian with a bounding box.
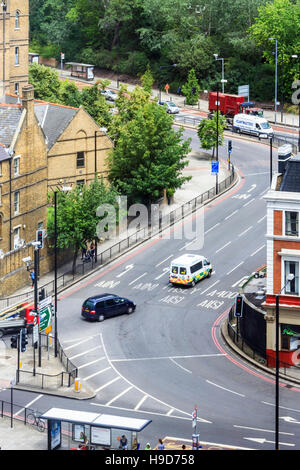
[157,439,165,450]
[90,242,95,259]
[145,443,151,450]
[81,243,87,260]
[120,435,128,450]
[177,87,181,95]
[30,270,35,288]
[181,444,186,450]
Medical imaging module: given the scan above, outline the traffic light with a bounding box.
[234,295,244,317]
[11,335,18,349]
[21,329,28,353]
[36,229,44,249]
[39,288,45,302]
[228,140,232,153]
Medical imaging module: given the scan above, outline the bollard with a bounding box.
[74,378,81,393]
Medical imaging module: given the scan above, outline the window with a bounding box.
[76,179,85,186]
[179,267,187,275]
[96,301,105,309]
[13,227,20,249]
[76,151,85,168]
[191,262,203,273]
[284,261,299,295]
[0,162,2,176]
[13,157,20,176]
[0,186,1,205]
[15,47,19,65]
[171,266,178,274]
[15,10,20,29]
[0,214,2,238]
[14,82,19,95]
[104,299,115,307]
[285,211,299,236]
[14,191,19,215]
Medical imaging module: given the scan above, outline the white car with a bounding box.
[100,90,118,102]
[158,101,179,114]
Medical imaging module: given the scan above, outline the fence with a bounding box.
[0,165,235,311]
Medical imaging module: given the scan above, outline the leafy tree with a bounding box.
[29,63,62,102]
[140,65,154,94]
[197,112,226,157]
[107,99,191,207]
[47,178,119,273]
[182,69,201,105]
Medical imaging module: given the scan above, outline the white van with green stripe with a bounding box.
[169,254,212,287]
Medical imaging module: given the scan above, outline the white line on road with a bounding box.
[69,346,102,360]
[14,394,43,417]
[257,215,267,223]
[179,239,196,251]
[205,223,220,234]
[198,280,220,296]
[82,366,111,381]
[251,245,266,257]
[169,357,192,374]
[111,353,225,362]
[231,276,249,288]
[64,337,95,351]
[226,262,244,275]
[128,272,147,285]
[94,376,121,393]
[206,380,245,397]
[234,425,294,436]
[238,226,253,237]
[155,255,173,267]
[166,409,174,416]
[225,210,238,220]
[105,386,133,406]
[259,188,269,197]
[243,198,255,207]
[216,241,231,253]
[155,268,169,280]
[134,395,148,411]
[77,357,106,369]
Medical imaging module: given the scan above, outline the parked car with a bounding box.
[100,90,118,102]
[158,101,179,114]
[81,294,136,322]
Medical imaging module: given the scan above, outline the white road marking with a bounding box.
[257,215,267,223]
[166,409,174,416]
[155,255,173,267]
[234,425,294,436]
[134,395,148,411]
[116,264,134,278]
[69,346,102,360]
[111,353,225,362]
[164,436,253,450]
[244,437,295,447]
[64,337,94,351]
[251,245,265,257]
[206,380,245,397]
[198,280,220,296]
[262,402,300,413]
[243,197,255,207]
[105,386,133,406]
[247,184,257,193]
[259,188,269,196]
[82,367,111,381]
[179,239,197,251]
[225,210,238,220]
[231,276,249,288]
[128,272,147,285]
[205,223,220,234]
[155,267,169,280]
[14,394,43,417]
[169,357,192,374]
[77,357,106,369]
[238,226,252,237]
[216,242,231,253]
[226,262,244,275]
[94,376,121,393]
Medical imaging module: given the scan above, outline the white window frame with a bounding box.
[15,10,20,29]
[14,191,19,215]
[281,256,300,295]
[13,226,20,249]
[15,47,19,65]
[0,185,2,205]
[13,156,20,177]
[284,210,299,238]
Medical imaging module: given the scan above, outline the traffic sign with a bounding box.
[211,160,219,174]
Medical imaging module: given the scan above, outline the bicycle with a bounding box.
[26,410,46,432]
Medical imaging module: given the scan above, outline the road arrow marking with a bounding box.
[280,416,300,424]
[116,264,134,278]
[244,437,295,447]
[247,184,257,193]
[155,267,169,280]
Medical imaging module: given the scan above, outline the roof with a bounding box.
[34,103,78,149]
[0,105,23,147]
[0,146,10,162]
[86,294,118,302]
[280,156,300,193]
[171,254,206,265]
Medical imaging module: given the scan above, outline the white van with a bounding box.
[169,254,212,287]
[233,113,273,138]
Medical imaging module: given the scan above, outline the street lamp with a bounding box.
[269,38,278,124]
[291,54,300,152]
[159,64,177,101]
[274,272,295,451]
[214,54,225,93]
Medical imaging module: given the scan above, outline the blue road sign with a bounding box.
[211,160,219,174]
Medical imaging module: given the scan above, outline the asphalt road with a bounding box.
[2,129,300,450]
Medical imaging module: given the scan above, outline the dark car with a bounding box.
[81,293,136,322]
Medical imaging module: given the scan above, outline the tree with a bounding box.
[182,69,201,105]
[197,112,226,157]
[140,65,154,94]
[47,178,119,273]
[107,99,191,208]
[29,63,62,102]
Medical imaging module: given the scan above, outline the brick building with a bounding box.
[0,0,29,96]
[264,156,300,366]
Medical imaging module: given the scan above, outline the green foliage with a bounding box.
[47,178,119,272]
[197,113,227,156]
[29,63,62,102]
[140,65,154,94]
[107,93,191,207]
[182,69,201,105]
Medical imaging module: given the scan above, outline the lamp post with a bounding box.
[291,54,300,152]
[214,54,225,93]
[269,38,278,124]
[274,272,295,451]
[158,64,177,101]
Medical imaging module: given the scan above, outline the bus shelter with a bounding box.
[40,407,152,450]
[66,62,95,81]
